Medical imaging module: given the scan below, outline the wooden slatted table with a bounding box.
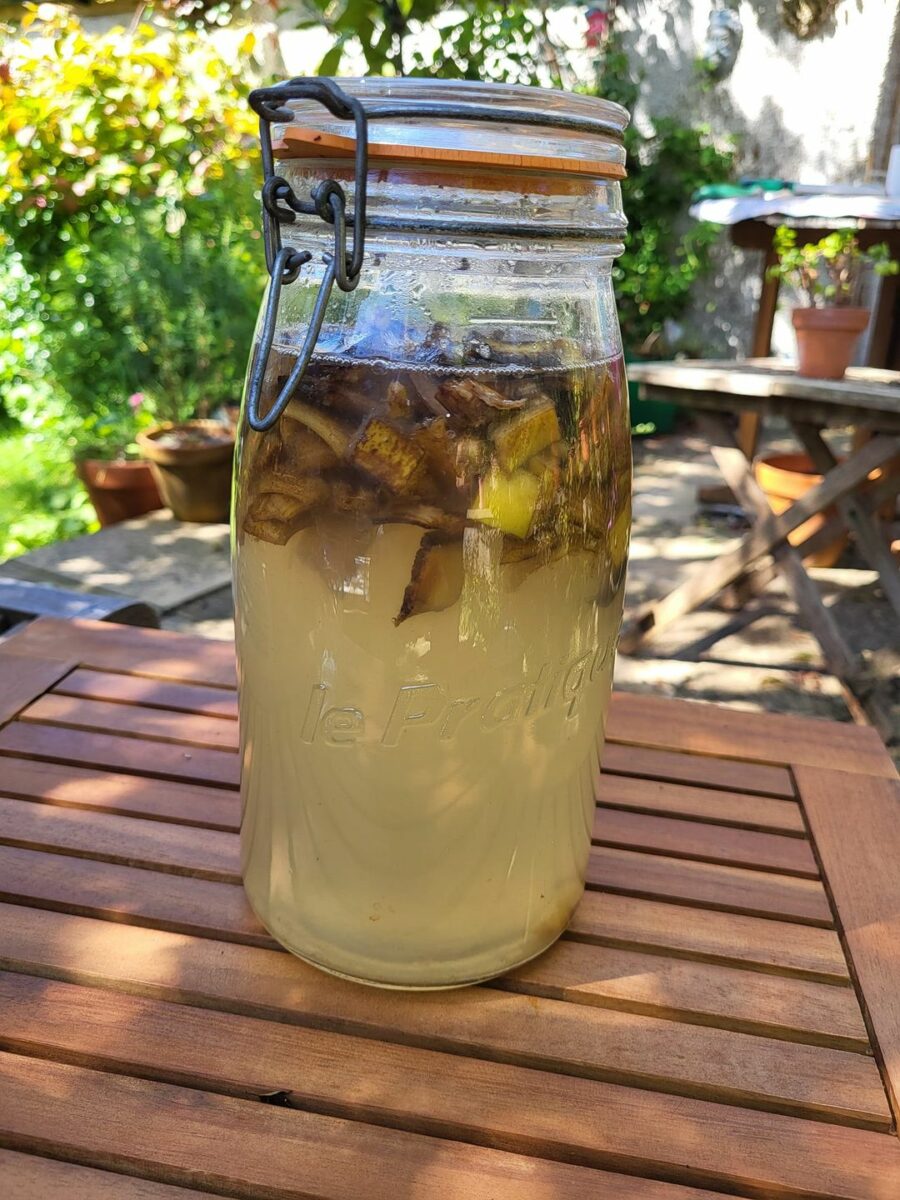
[623,359,900,737]
[0,616,898,1200]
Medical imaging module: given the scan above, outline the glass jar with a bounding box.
[234,78,631,989]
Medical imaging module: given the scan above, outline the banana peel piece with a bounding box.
[377,503,466,536]
[244,477,329,544]
[490,401,561,472]
[278,416,341,474]
[436,378,526,427]
[395,535,465,624]
[284,398,352,459]
[351,416,426,492]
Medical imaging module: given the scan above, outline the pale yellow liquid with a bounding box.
[236,519,623,988]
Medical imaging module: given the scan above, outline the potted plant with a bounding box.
[767,227,898,380]
[137,415,235,524]
[72,394,163,528]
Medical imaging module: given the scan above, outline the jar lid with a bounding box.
[271,77,628,181]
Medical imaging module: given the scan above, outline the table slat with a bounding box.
[607,692,896,778]
[0,721,239,788]
[0,756,237,830]
[22,692,238,751]
[597,773,805,833]
[0,904,874,1126]
[0,794,238,882]
[601,742,794,797]
[0,652,74,727]
[504,938,869,1050]
[2,1021,898,1199]
[0,1149,232,1200]
[593,807,818,876]
[571,891,848,980]
[0,972,889,1151]
[54,667,238,717]
[587,846,832,925]
[0,1052,620,1200]
[798,765,900,1125]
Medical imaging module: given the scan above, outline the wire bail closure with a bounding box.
[245,78,368,432]
[242,79,628,434]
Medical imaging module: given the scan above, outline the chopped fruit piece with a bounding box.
[567,483,608,541]
[411,417,458,486]
[396,535,465,624]
[377,503,466,536]
[244,479,329,544]
[262,472,331,509]
[455,436,491,480]
[471,469,541,540]
[351,416,425,492]
[330,477,381,515]
[248,481,328,524]
[284,399,352,459]
[242,517,295,546]
[257,349,296,416]
[501,536,540,564]
[436,378,526,426]
[278,417,341,474]
[386,380,412,422]
[491,402,561,472]
[322,386,371,421]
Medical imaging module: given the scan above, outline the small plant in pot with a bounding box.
[137,400,235,525]
[72,394,163,528]
[767,226,898,380]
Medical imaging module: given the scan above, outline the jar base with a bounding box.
[244,886,571,991]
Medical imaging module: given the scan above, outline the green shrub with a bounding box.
[0,427,98,556]
[597,41,735,355]
[0,7,264,427]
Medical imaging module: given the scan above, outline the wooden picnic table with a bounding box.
[0,616,899,1198]
[624,358,900,735]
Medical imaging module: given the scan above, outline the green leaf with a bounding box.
[317,39,346,77]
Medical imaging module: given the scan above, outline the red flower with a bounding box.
[585,8,609,49]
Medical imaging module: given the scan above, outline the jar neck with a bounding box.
[277,160,626,260]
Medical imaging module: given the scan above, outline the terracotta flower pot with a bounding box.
[137,420,235,523]
[754,453,847,569]
[75,458,163,528]
[791,306,870,380]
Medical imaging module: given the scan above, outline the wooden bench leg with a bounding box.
[790,420,900,622]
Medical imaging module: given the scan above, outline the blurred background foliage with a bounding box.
[0,2,733,553]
